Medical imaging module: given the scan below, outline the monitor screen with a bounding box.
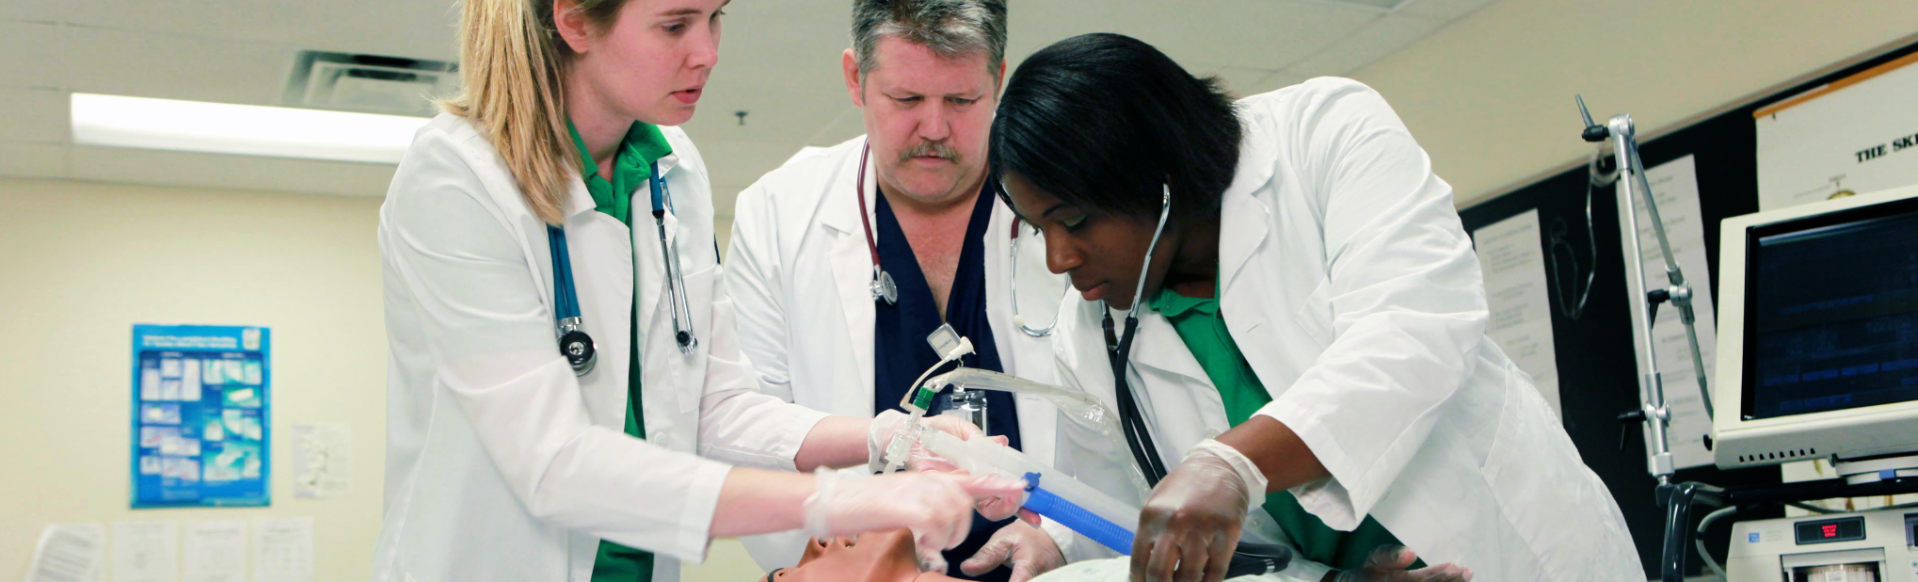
[1744,196,1918,420]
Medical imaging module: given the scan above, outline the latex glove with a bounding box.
[868,410,990,470]
[1131,439,1266,582]
[911,528,949,574]
[960,520,1066,582]
[871,410,1028,521]
[803,468,1026,552]
[1325,547,1473,582]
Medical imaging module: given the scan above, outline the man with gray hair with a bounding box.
[723,1,1073,581]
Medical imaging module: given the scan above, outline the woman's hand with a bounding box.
[804,469,1026,552]
[1130,439,1263,582]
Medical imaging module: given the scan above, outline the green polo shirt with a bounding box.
[1149,286,1414,573]
[568,119,672,582]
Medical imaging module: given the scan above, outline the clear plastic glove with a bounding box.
[803,468,1026,553]
[960,520,1066,582]
[1131,439,1265,582]
[870,410,1027,520]
[1326,546,1473,582]
[910,527,949,574]
[868,410,990,468]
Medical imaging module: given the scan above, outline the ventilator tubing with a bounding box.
[918,429,1141,554]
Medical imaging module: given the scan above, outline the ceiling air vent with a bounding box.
[284,51,457,117]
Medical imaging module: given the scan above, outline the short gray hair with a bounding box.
[851,0,1007,80]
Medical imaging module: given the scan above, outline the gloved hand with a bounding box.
[1325,546,1473,582]
[1131,439,1265,582]
[868,410,991,469]
[803,468,1026,553]
[959,520,1066,582]
[870,410,1027,521]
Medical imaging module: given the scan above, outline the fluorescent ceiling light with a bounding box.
[71,93,430,164]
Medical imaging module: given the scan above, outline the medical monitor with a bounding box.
[1715,185,1918,470]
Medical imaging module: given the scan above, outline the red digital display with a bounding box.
[1822,524,1838,538]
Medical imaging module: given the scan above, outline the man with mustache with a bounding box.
[722,1,1071,582]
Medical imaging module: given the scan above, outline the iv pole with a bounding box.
[1576,96,1720,581]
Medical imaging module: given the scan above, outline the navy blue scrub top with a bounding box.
[871,181,1021,582]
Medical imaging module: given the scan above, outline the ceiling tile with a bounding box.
[70,146,396,198]
[0,142,68,178]
[62,26,297,106]
[1009,0,1380,72]
[0,21,64,89]
[1283,13,1448,78]
[1,0,63,22]
[1398,0,1501,20]
[0,87,67,143]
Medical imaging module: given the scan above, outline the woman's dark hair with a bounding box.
[990,33,1242,225]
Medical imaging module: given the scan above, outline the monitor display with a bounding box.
[1745,197,1918,420]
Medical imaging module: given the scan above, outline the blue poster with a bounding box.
[130,324,270,508]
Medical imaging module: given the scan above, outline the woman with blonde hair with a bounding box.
[373,1,1019,580]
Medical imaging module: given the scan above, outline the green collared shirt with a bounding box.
[1150,286,1414,572]
[569,119,672,582]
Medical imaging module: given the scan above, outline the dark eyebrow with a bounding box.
[1041,203,1073,218]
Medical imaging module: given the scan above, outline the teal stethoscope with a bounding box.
[549,161,699,376]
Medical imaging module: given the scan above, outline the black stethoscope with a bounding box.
[1103,186,1174,486]
[1099,187,1295,576]
[550,161,699,377]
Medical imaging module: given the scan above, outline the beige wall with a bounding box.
[0,177,761,581]
[0,177,388,579]
[1350,0,1918,206]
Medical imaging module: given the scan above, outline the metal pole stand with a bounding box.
[1576,96,1720,581]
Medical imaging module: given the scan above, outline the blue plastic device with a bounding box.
[1020,472,1135,554]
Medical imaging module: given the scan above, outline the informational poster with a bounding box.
[1473,210,1564,416]
[291,424,351,499]
[181,521,246,582]
[1615,156,1718,471]
[131,325,270,508]
[1757,52,1918,210]
[251,518,314,582]
[112,521,178,582]
[26,523,105,582]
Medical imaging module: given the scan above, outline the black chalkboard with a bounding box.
[1457,39,1918,577]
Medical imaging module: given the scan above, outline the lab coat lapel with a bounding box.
[1126,310,1224,427]
[818,146,879,414]
[561,176,635,430]
[1217,123,1285,401]
[1217,125,1277,302]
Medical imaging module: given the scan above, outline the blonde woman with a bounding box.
[373,1,1020,580]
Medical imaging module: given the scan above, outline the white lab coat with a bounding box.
[374,114,830,582]
[723,135,1070,569]
[1047,79,1641,580]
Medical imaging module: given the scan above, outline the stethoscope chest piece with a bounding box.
[559,321,597,376]
[870,266,898,305]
